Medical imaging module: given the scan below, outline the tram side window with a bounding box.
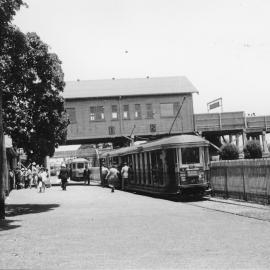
[137,154,141,184]
[181,147,200,164]
[141,153,145,184]
[151,151,163,185]
[132,154,137,183]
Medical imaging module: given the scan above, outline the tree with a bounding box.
[220,143,239,160]
[0,0,25,219]
[244,140,262,159]
[1,28,69,164]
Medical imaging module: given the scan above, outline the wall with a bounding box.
[65,93,194,141]
[210,159,270,204]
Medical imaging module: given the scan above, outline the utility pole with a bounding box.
[0,88,5,219]
[168,96,186,135]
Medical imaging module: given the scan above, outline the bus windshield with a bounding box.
[181,147,200,164]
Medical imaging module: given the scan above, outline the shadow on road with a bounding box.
[5,203,60,217]
[127,190,207,203]
[0,203,60,232]
[0,219,21,232]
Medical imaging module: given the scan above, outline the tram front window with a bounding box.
[77,163,84,169]
[181,147,200,164]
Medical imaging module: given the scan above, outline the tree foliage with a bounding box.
[244,140,262,159]
[0,2,69,164]
[0,0,25,27]
[220,143,239,160]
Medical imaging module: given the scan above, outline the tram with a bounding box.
[99,135,211,197]
[69,158,89,181]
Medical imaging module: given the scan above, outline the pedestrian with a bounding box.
[105,163,120,192]
[83,164,91,185]
[45,168,51,188]
[58,163,69,190]
[121,162,129,190]
[101,164,109,187]
[9,169,15,192]
[39,167,48,192]
[15,167,22,189]
[37,170,43,193]
[26,167,33,188]
[32,162,38,188]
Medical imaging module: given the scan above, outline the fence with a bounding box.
[210,159,270,204]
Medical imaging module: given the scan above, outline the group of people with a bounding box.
[101,162,131,193]
[9,163,51,193]
[9,160,132,194]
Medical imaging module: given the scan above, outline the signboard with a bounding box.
[207,98,223,112]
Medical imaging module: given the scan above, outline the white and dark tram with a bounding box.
[99,135,211,197]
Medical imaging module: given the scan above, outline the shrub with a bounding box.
[244,140,262,159]
[220,143,239,160]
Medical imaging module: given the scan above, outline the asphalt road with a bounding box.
[1,184,270,270]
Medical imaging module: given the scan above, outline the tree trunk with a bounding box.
[0,89,5,219]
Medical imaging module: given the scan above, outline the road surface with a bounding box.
[1,183,270,269]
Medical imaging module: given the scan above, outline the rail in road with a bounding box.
[187,197,270,222]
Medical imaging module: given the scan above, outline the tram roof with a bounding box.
[100,135,209,158]
[70,158,89,163]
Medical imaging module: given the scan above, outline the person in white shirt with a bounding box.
[121,162,129,190]
[105,164,119,193]
[38,167,47,193]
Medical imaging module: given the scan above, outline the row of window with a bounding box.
[66,102,180,123]
[108,124,157,135]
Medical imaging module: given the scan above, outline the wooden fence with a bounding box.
[210,159,270,204]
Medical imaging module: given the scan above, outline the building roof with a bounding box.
[64,76,198,99]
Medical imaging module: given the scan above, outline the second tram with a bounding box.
[69,158,89,181]
[100,135,211,197]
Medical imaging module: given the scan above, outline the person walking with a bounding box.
[83,164,91,185]
[121,162,129,190]
[32,162,38,188]
[105,164,119,193]
[38,167,47,193]
[15,167,22,189]
[58,163,69,190]
[101,164,109,187]
[26,168,33,188]
[8,169,15,192]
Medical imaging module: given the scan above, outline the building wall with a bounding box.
[65,93,194,142]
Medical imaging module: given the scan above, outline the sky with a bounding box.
[13,0,270,115]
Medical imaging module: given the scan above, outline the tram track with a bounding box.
[185,196,270,222]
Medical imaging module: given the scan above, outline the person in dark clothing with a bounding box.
[83,164,91,185]
[58,163,69,190]
[9,169,15,192]
[15,167,22,189]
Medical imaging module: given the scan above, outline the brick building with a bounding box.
[64,76,198,145]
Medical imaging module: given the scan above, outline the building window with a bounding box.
[123,104,129,119]
[112,105,118,119]
[146,104,154,119]
[66,108,76,123]
[108,126,115,135]
[160,102,180,117]
[150,124,156,133]
[134,104,142,119]
[89,106,105,121]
